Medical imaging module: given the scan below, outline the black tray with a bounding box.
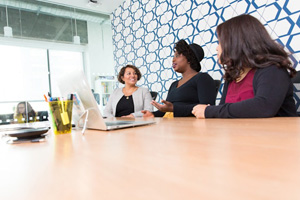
[4,127,49,139]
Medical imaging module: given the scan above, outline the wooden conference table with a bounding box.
[0,117,300,200]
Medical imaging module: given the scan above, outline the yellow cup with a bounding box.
[49,100,73,134]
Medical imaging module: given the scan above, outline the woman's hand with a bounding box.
[141,110,154,118]
[151,100,173,112]
[192,104,208,119]
[121,114,134,118]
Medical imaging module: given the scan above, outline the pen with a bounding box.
[68,93,73,100]
[43,94,48,102]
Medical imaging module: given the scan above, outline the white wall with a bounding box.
[86,21,115,89]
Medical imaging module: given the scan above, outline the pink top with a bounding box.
[225,69,256,103]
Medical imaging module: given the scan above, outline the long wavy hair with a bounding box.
[174,39,202,72]
[216,14,296,82]
[15,101,36,119]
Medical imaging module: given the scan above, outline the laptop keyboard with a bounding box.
[105,121,135,126]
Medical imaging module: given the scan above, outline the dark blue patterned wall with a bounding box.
[111,0,300,111]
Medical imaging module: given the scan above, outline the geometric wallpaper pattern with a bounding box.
[111,0,300,111]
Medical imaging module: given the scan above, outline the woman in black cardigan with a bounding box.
[192,14,297,118]
[142,39,216,117]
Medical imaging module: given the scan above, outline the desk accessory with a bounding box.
[48,99,73,134]
[2,127,49,144]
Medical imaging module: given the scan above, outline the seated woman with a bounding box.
[14,101,37,123]
[192,14,297,118]
[142,39,216,117]
[103,64,153,118]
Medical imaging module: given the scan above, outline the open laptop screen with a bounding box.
[56,70,155,131]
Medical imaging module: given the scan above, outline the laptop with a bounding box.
[56,70,155,131]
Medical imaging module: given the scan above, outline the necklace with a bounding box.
[123,86,137,99]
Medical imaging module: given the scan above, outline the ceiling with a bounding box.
[38,0,126,15]
[0,0,126,23]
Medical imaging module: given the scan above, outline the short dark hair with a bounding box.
[117,64,142,84]
[216,14,296,82]
[174,39,204,72]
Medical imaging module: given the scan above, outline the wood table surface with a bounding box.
[0,117,300,200]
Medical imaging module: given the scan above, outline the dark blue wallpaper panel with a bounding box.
[111,0,300,110]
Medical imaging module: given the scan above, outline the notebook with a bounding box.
[56,70,155,131]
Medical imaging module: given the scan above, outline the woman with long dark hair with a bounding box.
[14,101,37,123]
[192,14,297,118]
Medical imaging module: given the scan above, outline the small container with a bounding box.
[48,100,73,134]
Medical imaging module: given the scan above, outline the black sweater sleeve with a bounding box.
[153,82,177,117]
[153,73,216,117]
[173,73,216,117]
[153,110,166,117]
[205,66,294,118]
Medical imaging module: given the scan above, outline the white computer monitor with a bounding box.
[56,69,107,130]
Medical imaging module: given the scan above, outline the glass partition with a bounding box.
[0,101,49,125]
[48,50,84,97]
[0,44,49,102]
[0,45,84,125]
[0,0,114,125]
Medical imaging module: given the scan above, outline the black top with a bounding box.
[115,95,134,117]
[154,72,216,117]
[205,65,297,118]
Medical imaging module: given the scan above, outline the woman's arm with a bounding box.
[142,89,153,112]
[173,73,216,117]
[103,90,117,118]
[152,81,178,117]
[205,66,292,118]
[132,88,153,117]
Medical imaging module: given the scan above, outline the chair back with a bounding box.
[150,91,158,101]
[292,71,300,83]
[292,71,300,116]
[0,113,14,125]
[37,111,49,121]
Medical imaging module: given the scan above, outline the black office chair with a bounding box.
[37,111,49,121]
[214,80,221,97]
[0,113,14,125]
[292,71,300,116]
[150,91,158,101]
[292,71,300,83]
